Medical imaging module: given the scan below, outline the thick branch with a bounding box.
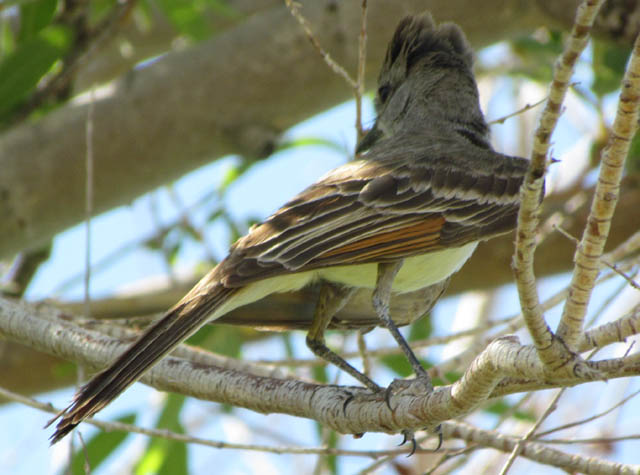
[2,384,637,473]
[2,298,639,438]
[513,0,606,370]
[557,31,640,347]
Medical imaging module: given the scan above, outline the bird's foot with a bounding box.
[384,372,433,410]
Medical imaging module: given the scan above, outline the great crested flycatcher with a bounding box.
[49,13,529,443]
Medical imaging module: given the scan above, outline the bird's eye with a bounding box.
[378,85,391,103]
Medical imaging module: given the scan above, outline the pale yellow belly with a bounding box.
[212,242,477,319]
[317,242,477,292]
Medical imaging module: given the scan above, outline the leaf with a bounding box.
[70,413,137,474]
[155,0,212,41]
[1,18,16,57]
[0,25,71,119]
[19,0,58,41]
[186,324,244,358]
[324,430,339,474]
[380,353,413,378]
[485,400,537,422]
[592,40,631,97]
[312,362,329,384]
[509,31,564,83]
[408,314,433,341]
[277,136,346,155]
[218,162,251,192]
[135,394,188,475]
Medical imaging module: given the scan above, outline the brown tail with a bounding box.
[48,285,235,444]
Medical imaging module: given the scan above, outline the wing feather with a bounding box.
[217,133,529,287]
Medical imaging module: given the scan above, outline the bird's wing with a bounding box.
[217,135,528,287]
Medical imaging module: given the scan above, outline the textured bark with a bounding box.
[3,296,640,475]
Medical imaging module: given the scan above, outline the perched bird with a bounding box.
[49,13,528,443]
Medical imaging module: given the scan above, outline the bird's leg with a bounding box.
[373,261,432,386]
[374,261,438,453]
[306,283,380,391]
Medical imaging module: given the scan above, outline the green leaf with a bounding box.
[325,430,339,474]
[89,0,121,24]
[135,394,188,475]
[0,25,71,118]
[484,400,537,422]
[280,333,295,359]
[509,31,564,83]
[592,40,630,97]
[19,0,58,41]
[312,362,329,384]
[180,222,204,243]
[166,241,181,265]
[219,166,241,190]
[408,314,433,341]
[207,0,241,19]
[218,160,255,193]
[156,0,212,41]
[70,413,137,474]
[186,324,244,358]
[1,18,16,58]
[380,354,413,378]
[277,136,346,155]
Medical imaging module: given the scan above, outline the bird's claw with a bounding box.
[434,424,443,451]
[399,429,418,456]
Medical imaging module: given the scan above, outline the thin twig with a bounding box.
[355,0,368,142]
[446,420,640,473]
[357,329,371,378]
[283,0,356,88]
[283,0,371,150]
[487,96,547,125]
[535,434,640,445]
[0,385,409,457]
[498,389,565,475]
[84,87,95,319]
[536,388,640,438]
[554,224,640,289]
[600,261,640,290]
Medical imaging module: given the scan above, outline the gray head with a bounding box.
[357,14,490,153]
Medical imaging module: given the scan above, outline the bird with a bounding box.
[48,13,529,443]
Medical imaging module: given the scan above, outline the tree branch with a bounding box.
[557,30,640,346]
[2,297,639,441]
[513,0,606,373]
[445,420,640,474]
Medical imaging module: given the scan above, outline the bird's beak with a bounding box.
[355,125,383,155]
